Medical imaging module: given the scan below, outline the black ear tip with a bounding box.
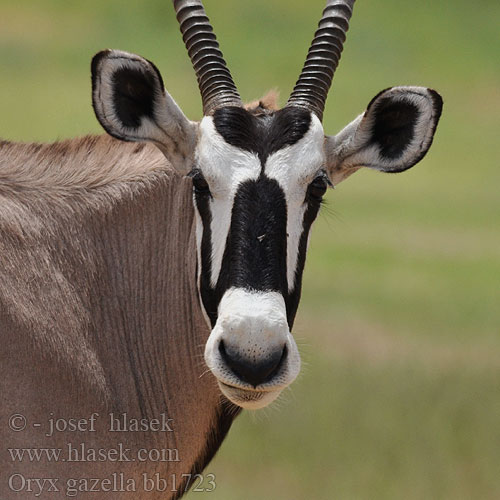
[426,87,443,101]
[426,88,444,120]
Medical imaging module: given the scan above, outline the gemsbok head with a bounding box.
[91,0,442,409]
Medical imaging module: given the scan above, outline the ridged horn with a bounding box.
[173,0,242,115]
[287,0,355,121]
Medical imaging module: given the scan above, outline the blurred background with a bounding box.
[1,0,499,498]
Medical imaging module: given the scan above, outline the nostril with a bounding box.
[218,341,288,388]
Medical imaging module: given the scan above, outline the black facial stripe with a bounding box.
[196,176,322,329]
[197,106,319,328]
[198,177,288,328]
[217,177,288,292]
[195,192,219,327]
[213,106,312,166]
[284,200,321,328]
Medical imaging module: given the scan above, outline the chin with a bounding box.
[218,382,282,410]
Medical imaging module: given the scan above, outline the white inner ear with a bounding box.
[93,50,197,173]
[355,88,437,171]
[326,86,440,182]
[93,51,162,141]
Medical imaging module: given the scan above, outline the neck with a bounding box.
[0,137,239,495]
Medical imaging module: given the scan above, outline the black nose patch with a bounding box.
[199,176,288,328]
[219,177,288,292]
[197,106,317,329]
[219,340,287,388]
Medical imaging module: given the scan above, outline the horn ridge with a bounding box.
[173,0,242,114]
[287,0,355,121]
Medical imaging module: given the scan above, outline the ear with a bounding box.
[91,49,198,173]
[325,86,443,185]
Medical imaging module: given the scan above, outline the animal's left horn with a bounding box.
[287,0,355,121]
[173,0,242,115]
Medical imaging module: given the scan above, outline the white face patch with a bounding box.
[264,114,325,292]
[194,113,326,294]
[203,287,301,409]
[192,110,326,408]
[196,117,261,288]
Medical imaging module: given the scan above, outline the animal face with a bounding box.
[194,107,325,325]
[192,107,326,407]
[91,0,442,409]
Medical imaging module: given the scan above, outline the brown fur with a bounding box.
[0,93,276,496]
[244,89,280,115]
[0,134,236,499]
[0,135,168,192]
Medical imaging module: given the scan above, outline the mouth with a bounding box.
[218,381,282,410]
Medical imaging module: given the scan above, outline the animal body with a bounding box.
[0,0,442,498]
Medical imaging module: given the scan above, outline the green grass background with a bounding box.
[1,0,499,498]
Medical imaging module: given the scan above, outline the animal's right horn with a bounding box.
[287,0,355,122]
[173,0,242,115]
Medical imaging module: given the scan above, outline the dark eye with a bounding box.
[307,173,328,202]
[190,170,211,196]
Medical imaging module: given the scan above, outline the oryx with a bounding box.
[1,0,441,498]
[91,0,441,409]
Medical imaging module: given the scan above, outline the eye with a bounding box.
[307,172,329,202]
[189,170,211,196]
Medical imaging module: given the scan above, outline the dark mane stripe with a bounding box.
[175,401,241,499]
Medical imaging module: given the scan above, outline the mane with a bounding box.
[0,134,169,194]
